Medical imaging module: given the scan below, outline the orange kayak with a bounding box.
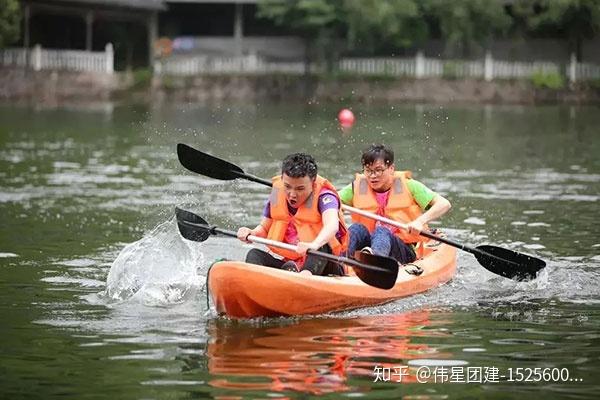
[208,242,457,318]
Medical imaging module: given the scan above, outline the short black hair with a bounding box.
[361,144,394,166]
[282,153,318,179]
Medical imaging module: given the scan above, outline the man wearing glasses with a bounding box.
[338,144,451,264]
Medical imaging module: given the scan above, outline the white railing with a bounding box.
[156,54,311,76]
[576,62,600,81]
[156,51,600,82]
[493,60,560,79]
[339,57,415,76]
[0,44,114,74]
[0,48,28,67]
[339,57,479,78]
[3,44,599,82]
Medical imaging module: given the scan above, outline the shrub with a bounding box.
[442,61,460,79]
[531,71,565,89]
[131,68,152,89]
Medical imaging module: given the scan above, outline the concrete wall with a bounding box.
[2,66,598,106]
[0,67,118,105]
[151,75,600,105]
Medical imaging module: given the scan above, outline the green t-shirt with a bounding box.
[338,179,437,210]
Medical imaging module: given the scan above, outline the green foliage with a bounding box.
[257,0,429,56]
[256,0,599,64]
[257,0,345,70]
[0,0,21,48]
[518,0,600,58]
[422,0,512,57]
[527,0,600,35]
[131,68,152,90]
[160,75,178,90]
[531,71,565,89]
[257,0,342,37]
[344,0,428,53]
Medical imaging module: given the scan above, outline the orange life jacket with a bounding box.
[267,175,349,262]
[351,171,427,244]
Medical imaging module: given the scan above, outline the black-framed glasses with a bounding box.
[363,166,389,177]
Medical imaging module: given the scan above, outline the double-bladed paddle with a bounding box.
[175,207,399,290]
[177,143,547,281]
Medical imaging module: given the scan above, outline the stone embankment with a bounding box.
[1,68,598,105]
[0,68,119,106]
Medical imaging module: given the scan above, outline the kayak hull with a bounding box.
[208,243,457,318]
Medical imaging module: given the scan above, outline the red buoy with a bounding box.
[338,108,355,128]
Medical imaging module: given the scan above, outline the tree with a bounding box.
[524,0,600,60]
[257,0,345,71]
[422,0,511,57]
[0,0,21,48]
[344,0,428,54]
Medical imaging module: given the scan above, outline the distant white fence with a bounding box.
[155,53,308,75]
[0,44,114,74]
[338,52,574,81]
[157,51,600,83]
[339,57,415,76]
[577,62,600,81]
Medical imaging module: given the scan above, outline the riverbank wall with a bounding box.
[1,67,599,106]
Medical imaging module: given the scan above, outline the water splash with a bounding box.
[104,218,204,306]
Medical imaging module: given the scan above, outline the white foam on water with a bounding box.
[523,243,546,250]
[0,252,19,258]
[463,217,486,225]
[53,161,81,169]
[55,258,97,267]
[41,276,105,288]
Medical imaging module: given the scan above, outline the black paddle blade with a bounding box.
[175,207,212,242]
[177,143,244,180]
[352,251,399,289]
[475,245,546,281]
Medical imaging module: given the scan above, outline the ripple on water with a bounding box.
[462,348,487,352]
[523,210,545,215]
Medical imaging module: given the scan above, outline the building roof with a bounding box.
[165,0,258,3]
[31,0,167,11]
[28,1,261,11]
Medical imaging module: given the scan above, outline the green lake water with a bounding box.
[1,102,599,399]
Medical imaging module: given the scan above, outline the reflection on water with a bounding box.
[205,310,449,395]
